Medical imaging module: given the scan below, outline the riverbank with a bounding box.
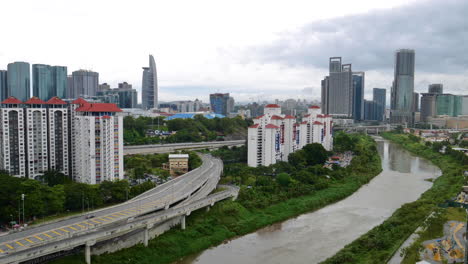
[50,135,382,264]
[321,132,466,264]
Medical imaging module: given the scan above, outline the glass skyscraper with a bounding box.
[7,61,30,102]
[33,64,68,100]
[0,70,7,101]
[390,49,415,124]
[72,70,99,98]
[210,93,230,115]
[141,55,158,109]
[352,72,364,121]
[373,88,386,121]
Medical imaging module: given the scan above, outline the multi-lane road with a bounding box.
[0,154,225,260]
[124,140,245,155]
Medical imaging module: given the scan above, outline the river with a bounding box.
[177,137,441,264]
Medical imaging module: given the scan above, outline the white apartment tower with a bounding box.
[248,104,333,167]
[47,97,69,175]
[0,97,26,177]
[72,99,124,184]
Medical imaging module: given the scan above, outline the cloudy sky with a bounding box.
[1,0,467,103]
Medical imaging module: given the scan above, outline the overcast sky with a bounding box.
[1,0,467,103]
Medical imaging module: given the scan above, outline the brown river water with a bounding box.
[176,137,441,264]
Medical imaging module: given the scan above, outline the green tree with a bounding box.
[40,169,71,187]
[276,173,291,187]
[302,143,329,166]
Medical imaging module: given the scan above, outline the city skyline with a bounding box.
[0,0,467,103]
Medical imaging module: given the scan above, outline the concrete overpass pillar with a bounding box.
[143,223,154,247]
[181,215,186,230]
[85,240,96,264]
[206,206,210,212]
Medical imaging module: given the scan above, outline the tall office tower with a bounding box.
[390,49,415,124]
[364,99,376,120]
[66,75,73,98]
[72,99,124,184]
[227,96,235,114]
[33,64,53,100]
[413,92,420,112]
[141,55,158,109]
[99,83,111,91]
[210,93,231,115]
[420,93,437,122]
[436,94,462,117]
[428,84,443,94]
[352,72,365,121]
[53,66,67,99]
[47,97,69,175]
[7,61,30,101]
[329,58,353,117]
[320,77,329,114]
[24,97,49,178]
[0,70,7,101]
[72,70,99,98]
[0,97,26,177]
[373,88,386,121]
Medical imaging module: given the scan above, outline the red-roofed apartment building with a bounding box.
[0,96,124,183]
[248,104,333,167]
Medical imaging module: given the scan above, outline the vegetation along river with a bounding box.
[177,137,441,264]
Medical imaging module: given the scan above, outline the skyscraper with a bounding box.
[72,70,99,98]
[7,62,30,101]
[210,93,230,115]
[428,83,443,94]
[352,72,365,121]
[53,66,67,99]
[373,88,386,121]
[413,92,420,112]
[33,64,54,100]
[420,93,437,122]
[141,55,158,109]
[321,57,354,117]
[0,70,7,101]
[390,49,415,124]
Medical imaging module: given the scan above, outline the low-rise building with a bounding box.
[167,154,189,176]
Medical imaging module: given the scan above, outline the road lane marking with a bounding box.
[33,235,44,241]
[77,224,86,228]
[82,222,93,226]
[5,244,14,249]
[25,238,35,244]
[111,214,121,217]
[43,233,52,238]
[91,219,101,224]
[68,226,78,231]
[59,228,69,233]
[15,241,25,247]
[0,248,4,253]
[52,230,62,236]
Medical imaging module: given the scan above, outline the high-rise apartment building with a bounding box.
[7,62,30,101]
[72,99,124,184]
[390,49,415,124]
[352,72,365,121]
[0,70,7,101]
[428,84,443,94]
[210,93,231,115]
[142,55,158,109]
[0,96,124,182]
[72,70,99,98]
[247,105,333,167]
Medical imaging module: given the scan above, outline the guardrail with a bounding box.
[0,186,240,264]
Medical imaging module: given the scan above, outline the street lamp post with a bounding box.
[21,194,25,225]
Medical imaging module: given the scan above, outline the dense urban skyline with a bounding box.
[0,0,467,103]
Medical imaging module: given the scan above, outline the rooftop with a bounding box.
[1,96,23,104]
[24,97,47,105]
[265,104,280,108]
[169,154,189,159]
[265,124,279,129]
[75,103,122,112]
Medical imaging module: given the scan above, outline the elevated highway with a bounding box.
[124,140,245,155]
[0,154,238,264]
